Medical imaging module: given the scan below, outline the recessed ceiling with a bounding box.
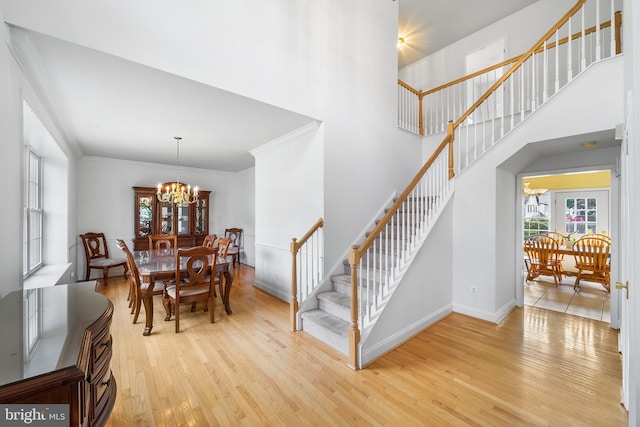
[397,0,540,69]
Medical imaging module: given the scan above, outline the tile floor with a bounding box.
[524,276,611,322]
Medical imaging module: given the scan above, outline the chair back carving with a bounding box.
[202,234,217,248]
[572,235,611,292]
[524,234,562,286]
[148,234,177,254]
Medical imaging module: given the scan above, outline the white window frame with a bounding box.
[24,148,43,278]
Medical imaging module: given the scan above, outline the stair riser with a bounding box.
[318,299,350,322]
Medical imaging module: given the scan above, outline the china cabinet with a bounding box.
[133,186,210,250]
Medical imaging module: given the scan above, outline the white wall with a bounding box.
[76,156,254,279]
[452,58,623,321]
[0,12,79,297]
[252,123,324,300]
[0,13,21,297]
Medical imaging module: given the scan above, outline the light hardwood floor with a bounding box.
[100,266,627,426]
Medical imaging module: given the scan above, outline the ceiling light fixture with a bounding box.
[397,37,405,49]
[581,141,598,149]
[157,137,199,204]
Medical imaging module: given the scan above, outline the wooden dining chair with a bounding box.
[162,246,217,333]
[524,234,563,286]
[224,228,243,267]
[202,234,217,249]
[572,235,611,292]
[116,239,163,324]
[148,234,177,253]
[80,232,128,286]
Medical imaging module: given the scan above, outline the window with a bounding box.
[23,148,43,277]
[523,192,550,238]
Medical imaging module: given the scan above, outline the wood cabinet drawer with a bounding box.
[91,357,112,417]
[92,327,112,365]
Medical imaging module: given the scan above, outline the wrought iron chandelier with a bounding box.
[156,137,199,204]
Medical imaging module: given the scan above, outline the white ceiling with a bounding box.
[11,1,541,172]
[397,0,540,69]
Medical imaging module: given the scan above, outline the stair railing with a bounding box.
[348,136,453,368]
[350,0,621,369]
[399,1,622,140]
[290,218,324,331]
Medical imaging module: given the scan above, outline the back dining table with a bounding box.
[132,248,234,336]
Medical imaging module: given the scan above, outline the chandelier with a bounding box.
[156,137,199,204]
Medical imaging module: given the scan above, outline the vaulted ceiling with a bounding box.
[5,1,540,171]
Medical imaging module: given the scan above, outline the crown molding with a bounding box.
[7,25,83,158]
[249,120,321,157]
[80,155,239,176]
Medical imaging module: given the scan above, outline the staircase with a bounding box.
[300,195,447,355]
[292,0,622,368]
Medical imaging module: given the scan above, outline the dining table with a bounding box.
[132,248,234,336]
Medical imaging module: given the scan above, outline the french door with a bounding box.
[553,190,609,238]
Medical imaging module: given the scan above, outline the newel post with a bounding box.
[447,120,455,179]
[290,238,299,331]
[348,245,360,370]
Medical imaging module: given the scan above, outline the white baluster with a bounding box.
[610,0,615,56]
[568,15,573,81]
[595,0,601,61]
[555,29,560,93]
[581,7,586,71]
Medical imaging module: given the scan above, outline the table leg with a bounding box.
[142,281,155,336]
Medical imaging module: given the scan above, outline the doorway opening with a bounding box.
[522,170,611,322]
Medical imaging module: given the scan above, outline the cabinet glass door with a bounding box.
[177,203,190,235]
[137,195,153,237]
[194,198,207,235]
[160,202,174,234]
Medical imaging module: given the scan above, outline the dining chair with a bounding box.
[224,228,243,267]
[524,234,563,286]
[116,239,163,324]
[80,232,128,286]
[162,246,217,333]
[213,237,232,298]
[148,234,177,253]
[542,231,569,276]
[202,234,217,249]
[572,235,611,292]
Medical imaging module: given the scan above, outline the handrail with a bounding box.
[350,135,452,266]
[290,218,324,331]
[420,9,619,98]
[453,0,586,129]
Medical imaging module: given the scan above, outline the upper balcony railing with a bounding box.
[399,1,622,149]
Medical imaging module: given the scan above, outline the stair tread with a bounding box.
[300,310,350,337]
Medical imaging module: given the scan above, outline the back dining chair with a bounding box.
[224,228,243,267]
[80,232,128,286]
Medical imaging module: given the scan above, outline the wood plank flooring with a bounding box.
[100,266,627,426]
